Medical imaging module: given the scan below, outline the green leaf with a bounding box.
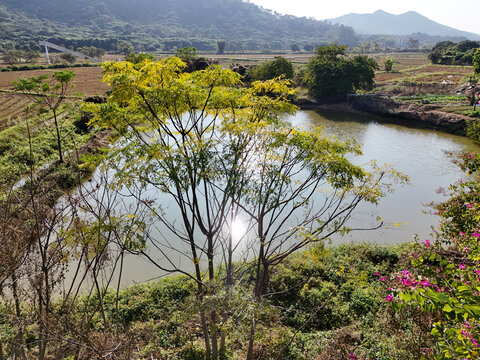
[443,304,454,313]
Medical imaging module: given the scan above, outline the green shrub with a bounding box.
[467,118,480,141]
[248,56,294,81]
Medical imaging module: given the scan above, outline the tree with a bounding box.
[125,52,156,64]
[248,56,294,81]
[216,39,226,54]
[291,44,300,52]
[117,40,134,56]
[383,56,396,72]
[175,46,197,62]
[335,25,359,47]
[304,43,378,99]
[473,49,480,77]
[13,71,76,163]
[88,57,398,359]
[60,53,76,63]
[407,38,420,50]
[24,50,40,63]
[2,49,23,65]
[78,46,106,59]
[428,40,480,65]
[304,44,314,52]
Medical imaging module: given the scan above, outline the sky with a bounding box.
[248,0,480,34]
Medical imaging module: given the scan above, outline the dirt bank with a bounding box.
[295,96,472,136]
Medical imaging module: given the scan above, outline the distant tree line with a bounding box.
[428,40,480,65]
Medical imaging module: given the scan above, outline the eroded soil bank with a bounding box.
[295,95,472,136]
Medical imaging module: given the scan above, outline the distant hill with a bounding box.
[0,0,358,52]
[328,10,480,40]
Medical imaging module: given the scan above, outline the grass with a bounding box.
[0,104,90,187]
[396,94,467,102]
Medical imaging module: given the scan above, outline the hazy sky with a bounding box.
[248,0,479,34]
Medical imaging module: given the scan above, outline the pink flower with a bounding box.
[349,353,357,360]
[459,264,466,270]
[423,239,431,248]
[375,272,380,276]
[473,231,480,239]
[420,279,430,287]
[467,203,473,208]
[460,232,466,236]
[385,294,393,302]
[380,277,387,282]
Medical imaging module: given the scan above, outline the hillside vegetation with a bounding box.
[0,0,356,52]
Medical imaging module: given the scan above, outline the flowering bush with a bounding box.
[382,152,480,359]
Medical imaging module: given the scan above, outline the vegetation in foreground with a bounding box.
[0,242,430,360]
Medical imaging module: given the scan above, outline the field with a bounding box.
[0,66,108,129]
[373,52,474,90]
[0,51,476,129]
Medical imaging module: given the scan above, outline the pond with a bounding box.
[289,110,479,245]
[78,110,480,286]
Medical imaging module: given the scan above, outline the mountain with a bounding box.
[328,10,480,40]
[0,0,358,52]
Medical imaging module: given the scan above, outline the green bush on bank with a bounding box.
[247,56,294,82]
[428,40,480,65]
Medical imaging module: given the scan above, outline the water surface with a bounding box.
[77,110,480,286]
[289,110,479,245]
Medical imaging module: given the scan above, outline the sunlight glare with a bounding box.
[230,218,247,241]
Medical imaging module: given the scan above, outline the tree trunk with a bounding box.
[38,289,47,360]
[207,235,218,360]
[200,309,212,357]
[11,273,27,360]
[52,109,63,163]
[245,316,256,360]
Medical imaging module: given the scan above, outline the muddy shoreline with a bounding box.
[294,95,473,136]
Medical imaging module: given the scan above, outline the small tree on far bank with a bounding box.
[304,43,378,99]
[248,56,294,81]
